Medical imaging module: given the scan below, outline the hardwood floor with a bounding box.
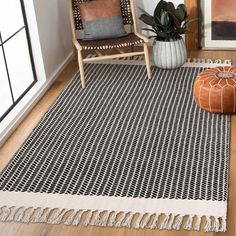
[0,50,235,236]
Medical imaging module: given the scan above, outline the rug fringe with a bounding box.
[160,214,170,229]
[114,212,126,227]
[121,212,134,228]
[107,211,118,227]
[5,207,18,221]
[204,216,212,232]
[186,58,231,65]
[0,206,227,232]
[31,207,45,223]
[212,216,220,232]
[100,211,110,226]
[65,210,85,225]
[83,210,94,226]
[220,217,227,232]
[167,214,175,230]
[140,213,151,229]
[88,55,231,67]
[14,207,26,222]
[134,213,144,228]
[148,213,160,229]
[184,214,194,230]
[172,214,183,230]
[194,215,202,231]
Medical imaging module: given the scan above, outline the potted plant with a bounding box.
[139,0,198,69]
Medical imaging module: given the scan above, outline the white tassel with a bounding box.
[134,213,144,229]
[167,214,175,230]
[0,207,3,215]
[184,215,194,230]
[204,216,212,232]
[83,210,94,226]
[100,211,110,226]
[64,210,85,226]
[31,208,44,223]
[38,208,51,223]
[90,210,102,226]
[172,215,183,230]
[219,217,227,232]
[224,59,231,65]
[196,58,201,63]
[194,215,202,231]
[64,210,77,225]
[72,210,86,226]
[200,58,206,63]
[121,212,134,228]
[206,59,213,64]
[148,214,160,229]
[14,207,25,222]
[114,212,126,227]
[108,211,118,227]
[140,213,151,229]
[212,217,220,232]
[21,208,35,223]
[0,207,11,221]
[5,207,18,221]
[215,59,222,64]
[48,209,67,224]
[160,214,170,229]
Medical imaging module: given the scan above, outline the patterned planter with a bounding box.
[153,38,187,69]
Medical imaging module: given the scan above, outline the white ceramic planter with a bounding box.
[153,38,187,69]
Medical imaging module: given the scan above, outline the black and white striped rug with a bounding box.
[0,61,230,232]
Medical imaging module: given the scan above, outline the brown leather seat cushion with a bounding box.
[193,66,236,114]
[77,33,143,50]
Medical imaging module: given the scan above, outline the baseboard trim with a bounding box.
[0,51,74,147]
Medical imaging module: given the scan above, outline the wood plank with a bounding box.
[185,0,199,51]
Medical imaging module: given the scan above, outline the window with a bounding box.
[0,0,37,122]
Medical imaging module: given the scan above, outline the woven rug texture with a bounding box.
[0,62,230,232]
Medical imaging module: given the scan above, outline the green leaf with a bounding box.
[161,11,169,27]
[177,4,187,19]
[184,18,199,25]
[155,29,168,38]
[168,11,181,27]
[141,28,158,34]
[167,2,175,12]
[174,9,185,22]
[154,0,168,18]
[139,14,156,27]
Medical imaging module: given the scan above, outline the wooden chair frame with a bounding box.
[69,0,151,88]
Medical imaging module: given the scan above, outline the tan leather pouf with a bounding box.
[193,66,236,114]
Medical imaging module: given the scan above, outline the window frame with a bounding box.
[0,0,37,122]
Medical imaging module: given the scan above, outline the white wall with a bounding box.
[136,0,184,14]
[33,0,73,80]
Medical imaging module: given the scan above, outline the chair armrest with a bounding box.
[73,39,82,50]
[134,32,149,43]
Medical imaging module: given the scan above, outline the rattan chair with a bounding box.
[69,0,151,88]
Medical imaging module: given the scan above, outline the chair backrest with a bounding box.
[71,0,134,31]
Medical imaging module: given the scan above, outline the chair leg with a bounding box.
[143,43,151,79]
[78,50,85,88]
